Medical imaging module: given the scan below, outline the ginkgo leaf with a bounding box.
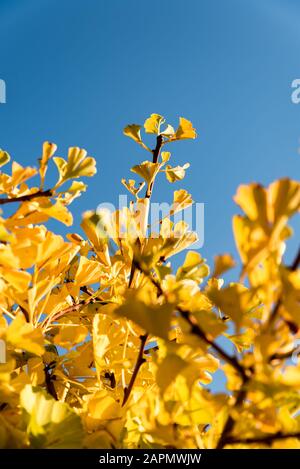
[156,354,187,393]
[172,117,197,140]
[170,189,193,215]
[176,251,209,283]
[115,290,173,340]
[213,253,236,277]
[27,358,45,386]
[92,314,111,376]
[160,125,175,137]
[1,268,31,291]
[268,178,300,224]
[144,113,165,134]
[54,324,88,349]
[209,283,261,330]
[0,150,10,168]
[6,314,44,356]
[226,329,255,353]
[234,183,268,230]
[80,211,110,265]
[39,142,57,188]
[20,385,83,448]
[131,161,161,184]
[121,179,145,197]
[61,181,87,204]
[75,256,101,286]
[123,124,150,151]
[161,151,171,162]
[191,310,227,339]
[10,162,37,188]
[232,214,268,268]
[54,147,96,186]
[37,199,73,226]
[164,163,190,183]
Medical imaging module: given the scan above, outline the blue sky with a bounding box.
[0,0,300,389]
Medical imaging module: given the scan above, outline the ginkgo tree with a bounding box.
[0,113,299,449]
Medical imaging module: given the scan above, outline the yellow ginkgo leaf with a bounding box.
[131,161,161,184]
[268,178,300,224]
[209,283,261,330]
[172,117,197,140]
[144,113,165,134]
[38,199,73,226]
[234,183,269,230]
[156,354,187,393]
[176,251,209,283]
[161,151,171,162]
[121,179,145,197]
[6,314,44,356]
[27,357,45,386]
[54,324,88,349]
[115,290,173,340]
[123,124,150,152]
[0,150,10,168]
[10,162,37,188]
[75,256,101,286]
[213,253,236,278]
[164,163,190,183]
[170,189,193,215]
[1,268,31,292]
[39,142,57,188]
[20,385,83,448]
[54,147,96,187]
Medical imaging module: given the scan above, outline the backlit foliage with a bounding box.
[0,114,300,449]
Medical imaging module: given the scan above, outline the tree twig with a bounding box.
[0,189,53,205]
[128,135,164,288]
[225,431,300,446]
[268,245,300,327]
[132,259,247,380]
[122,333,148,406]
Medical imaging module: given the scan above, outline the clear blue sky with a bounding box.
[1,0,300,389]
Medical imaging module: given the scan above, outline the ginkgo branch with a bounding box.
[129,134,164,287]
[146,134,163,198]
[44,361,58,400]
[43,297,106,329]
[216,385,249,449]
[0,189,53,205]
[122,333,148,406]
[225,431,300,446]
[268,245,300,327]
[177,306,248,381]
[132,259,248,380]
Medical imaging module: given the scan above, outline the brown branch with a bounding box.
[130,259,252,449]
[178,306,247,381]
[0,189,53,205]
[226,431,300,446]
[216,385,248,449]
[44,297,106,328]
[290,246,300,271]
[122,333,148,406]
[128,135,164,288]
[44,361,58,400]
[146,134,163,198]
[19,305,30,323]
[268,245,300,327]
[217,247,300,449]
[269,347,298,362]
[132,259,247,380]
